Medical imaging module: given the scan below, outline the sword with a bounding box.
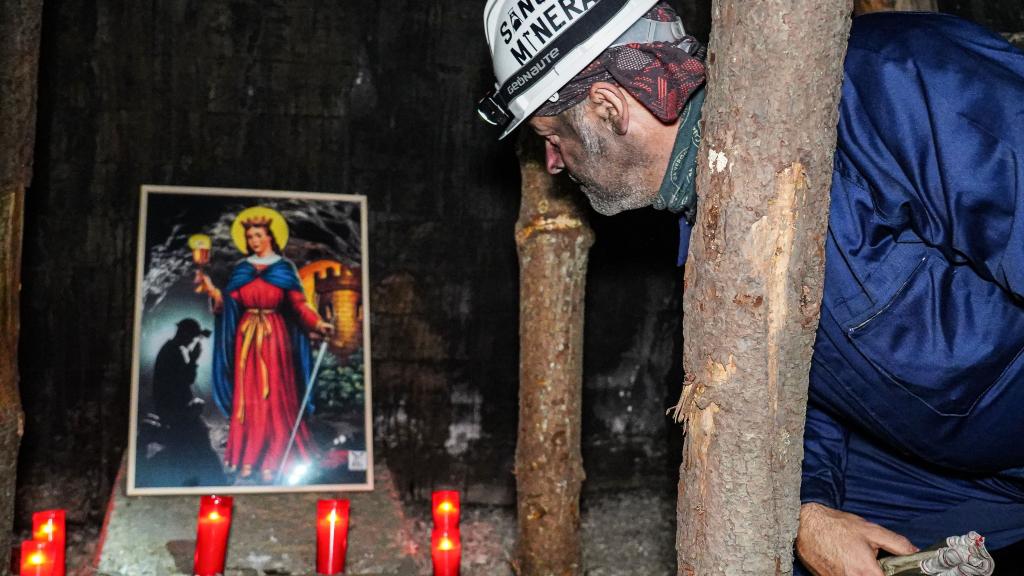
[277,339,330,484]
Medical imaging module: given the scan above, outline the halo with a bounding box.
[231,206,290,254]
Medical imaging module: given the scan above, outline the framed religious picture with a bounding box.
[127,185,373,494]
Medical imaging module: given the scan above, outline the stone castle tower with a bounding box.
[314,265,362,360]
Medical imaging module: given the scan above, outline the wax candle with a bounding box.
[316,499,350,575]
[431,529,461,576]
[19,540,55,576]
[193,495,233,576]
[431,491,460,532]
[32,509,65,576]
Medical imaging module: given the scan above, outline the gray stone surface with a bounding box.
[97,464,427,576]
[434,489,676,576]
[96,460,675,576]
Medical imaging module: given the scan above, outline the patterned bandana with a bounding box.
[656,84,704,221]
[534,2,706,122]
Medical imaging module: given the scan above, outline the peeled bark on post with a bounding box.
[514,134,593,576]
[0,0,43,570]
[675,2,851,575]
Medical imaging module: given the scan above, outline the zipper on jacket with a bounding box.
[847,255,928,334]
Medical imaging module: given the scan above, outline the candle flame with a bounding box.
[438,536,454,551]
[208,511,221,521]
[438,501,454,513]
[28,552,45,566]
[328,510,337,523]
[36,521,54,538]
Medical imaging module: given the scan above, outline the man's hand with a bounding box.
[796,502,918,576]
[188,396,205,415]
[189,342,203,362]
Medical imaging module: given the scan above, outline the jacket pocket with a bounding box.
[845,250,1024,417]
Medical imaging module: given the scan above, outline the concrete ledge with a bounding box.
[95,460,427,576]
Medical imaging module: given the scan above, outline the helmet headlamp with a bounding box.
[476,90,513,129]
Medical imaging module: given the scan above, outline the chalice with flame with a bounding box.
[188,234,212,293]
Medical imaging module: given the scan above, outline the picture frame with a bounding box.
[127,185,373,494]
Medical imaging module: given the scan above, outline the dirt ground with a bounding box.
[62,473,676,575]
[409,488,677,576]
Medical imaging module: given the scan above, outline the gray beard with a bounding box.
[569,109,658,215]
[579,179,657,216]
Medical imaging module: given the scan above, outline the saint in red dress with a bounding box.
[221,268,320,476]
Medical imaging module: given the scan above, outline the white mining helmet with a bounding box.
[478,0,687,139]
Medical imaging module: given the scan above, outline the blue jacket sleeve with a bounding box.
[800,400,849,509]
[839,14,1024,298]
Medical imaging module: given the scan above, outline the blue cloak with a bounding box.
[210,258,314,418]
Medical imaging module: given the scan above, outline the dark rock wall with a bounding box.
[24,0,1017,528]
[19,0,707,523]
[940,0,1024,32]
[939,0,1024,48]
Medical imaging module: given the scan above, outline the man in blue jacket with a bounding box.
[479,1,1024,574]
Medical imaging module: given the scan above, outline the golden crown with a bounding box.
[241,215,274,229]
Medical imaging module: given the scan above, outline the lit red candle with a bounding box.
[316,499,350,575]
[431,491,460,532]
[194,495,233,576]
[431,529,461,576]
[32,509,65,576]
[19,540,55,576]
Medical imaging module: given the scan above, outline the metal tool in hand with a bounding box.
[276,338,330,484]
[879,532,994,576]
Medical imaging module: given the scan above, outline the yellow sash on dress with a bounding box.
[235,309,275,422]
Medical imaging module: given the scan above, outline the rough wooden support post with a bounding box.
[676,2,852,575]
[0,0,43,571]
[513,134,593,576]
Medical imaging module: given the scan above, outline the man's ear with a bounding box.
[587,82,629,135]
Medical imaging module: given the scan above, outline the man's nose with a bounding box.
[545,140,565,175]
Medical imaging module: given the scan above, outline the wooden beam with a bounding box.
[513,134,594,576]
[0,0,43,571]
[675,1,852,574]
